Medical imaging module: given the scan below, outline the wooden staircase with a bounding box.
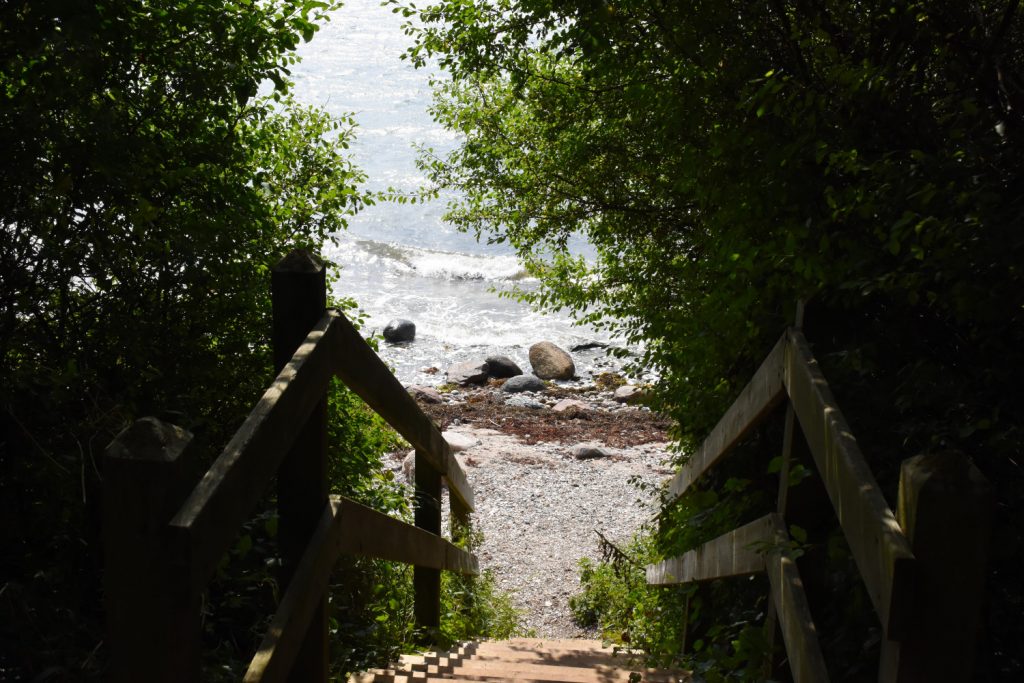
[351,639,689,683]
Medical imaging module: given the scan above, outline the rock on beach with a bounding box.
[485,355,523,378]
[529,341,576,380]
[570,442,612,459]
[502,374,547,393]
[443,430,481,452]
[614,385,645,404]
[383,318,415,343]
[447,360,490,385]
[407,385,443,403]
[506,395,546,409]
[552,398,589,413]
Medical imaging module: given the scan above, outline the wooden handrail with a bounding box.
[244,497,341,683]
[103,250,479,682]
[336,496,479,574]
[664,335,786,503]
[165,307,475,591]
[647,323,993,683]
[763,514,830,683]
[646,515,773,586]
[654,329,915,634]
[244,495,477,683]
[326,310,474,512]
[783,329,914,638]
[168,312,339,591]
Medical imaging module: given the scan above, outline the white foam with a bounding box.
[408,249,527,281]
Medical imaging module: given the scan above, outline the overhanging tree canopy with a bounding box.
[396,0,1023,674]
[0,0,372,673]
[397,0,1023,454]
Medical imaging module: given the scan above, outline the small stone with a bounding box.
[446,360,490,385]
[383,318,416,343]
[552,398,589,413]
[402,450,449,489]
[407,385,443,404]
[571,442,611,459]
[401,450,416,482]
[486,355,523,378]
[569,341,608,352]
[506,395,546,409]
[502,374,547,393]
[614,385,644,404]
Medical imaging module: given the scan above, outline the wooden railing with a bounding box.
[102,250,477,683]
[648,316,994,682]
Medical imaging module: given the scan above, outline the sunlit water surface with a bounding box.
[290,1,623,385]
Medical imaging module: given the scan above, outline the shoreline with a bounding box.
[389,375,678,638]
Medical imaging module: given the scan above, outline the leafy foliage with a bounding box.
[439,527,525,647]
[2,2,523,677]
[394,0,1024,678]
[570,533,770,682]
[0,0,377,676]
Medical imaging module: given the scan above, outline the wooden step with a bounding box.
[419,661,680,682]
[471,644,637,664]
[349,639,689,683]
[353,673,682,683]
[411,653,639,670]
[479,639,614,652]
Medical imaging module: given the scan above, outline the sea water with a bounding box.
[290,0,621,386]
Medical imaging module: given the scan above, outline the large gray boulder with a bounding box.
[446,360,490,385]
[528,341,576,380]
[501,374,546,393]
[383,318,416,343]
[485,355,523,378]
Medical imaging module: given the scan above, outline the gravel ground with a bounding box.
[388,383,677,638]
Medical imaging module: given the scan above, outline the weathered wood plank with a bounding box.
[167,313,338,591]
[414,449,443,633]
[244,499,342,683]
[103,418,202,683]
[879,452,993,682]
[271,250,329,683]
[646,514,773,585]
[765,514,831,683]
[245,495,479,683]
[327,310,474,512]
[337,496,479,575]
[784,329,916,639]
[664,336,787,505]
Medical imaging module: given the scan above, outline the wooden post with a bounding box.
[104,417,201,683]
[764,300,807,676]
[272,249,329,682]
[879,452,993,683]
[763,403,797,677]
[414,448,443,638]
